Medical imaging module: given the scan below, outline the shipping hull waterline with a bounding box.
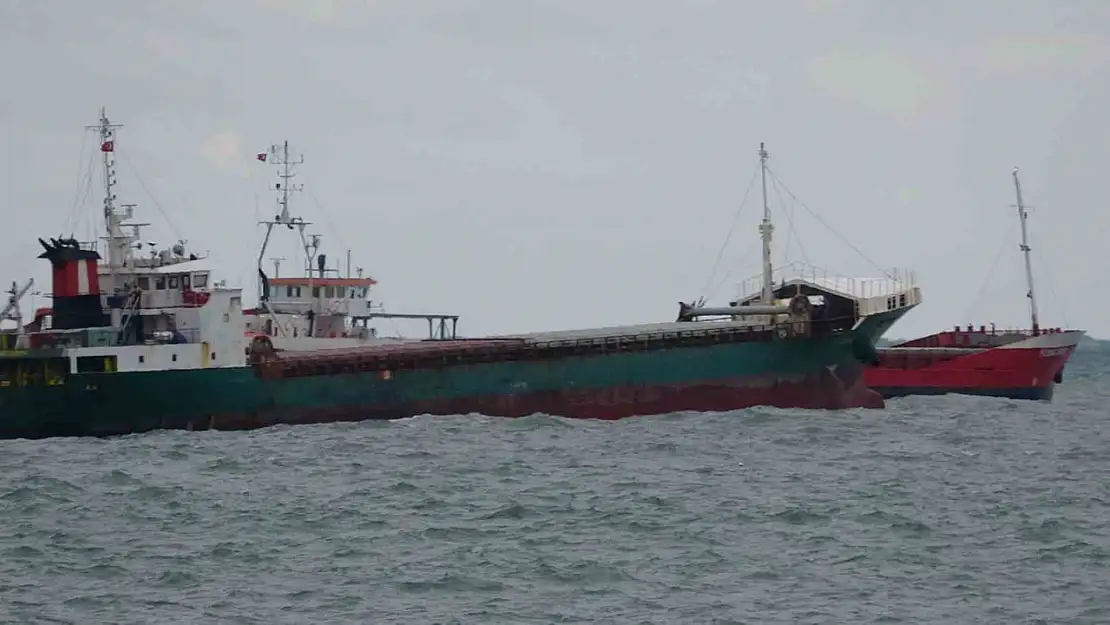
[0,322,885,440]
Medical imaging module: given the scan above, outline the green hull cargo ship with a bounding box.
[0,118,920,439]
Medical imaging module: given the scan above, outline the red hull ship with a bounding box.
[864,325,1082,400]
[863,167,1084,401]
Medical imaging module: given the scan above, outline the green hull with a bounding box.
[0,320,895,439]
[851,306,913,363]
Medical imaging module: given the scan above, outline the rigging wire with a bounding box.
[78,156,97,247]
[1019,188,1072,328]
[306,186,351,265]
[57,143,97,247]
[774,177,792,264]
[702,174,810,302]
[962,218,1018,322]
[113,148,184,243]
[704,242,759,302]
[770,174,809,267]
[1033,249,1071,328]
[765,166,894,279]
[698,162,760,301]
[70,130,89,202]
[10,135,94,271]
[62,131,93,235]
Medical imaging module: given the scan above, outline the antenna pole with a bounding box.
[1012,167,1040,335]
[758,142,774,304]
[86,107,125,294]
[275,140,304,222]
[282,141,289,219]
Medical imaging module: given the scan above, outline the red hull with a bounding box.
[864,328,1083,400]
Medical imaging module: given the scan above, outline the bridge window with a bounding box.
[194,272,209,288]
[155,277,166,290]
[138,277,150,290]
[325,287,335,298]
[182,274,191,289]
[76,356,117,373]
[312,287,321,298]
[169,277,178,289]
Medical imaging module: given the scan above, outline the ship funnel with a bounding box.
[37,237,109,330]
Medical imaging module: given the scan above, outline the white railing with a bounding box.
[736,262,919,302]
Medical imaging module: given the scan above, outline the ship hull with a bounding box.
[0,331,882,440]
[864,330,1082,401]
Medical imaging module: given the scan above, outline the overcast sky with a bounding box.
[2,0,1108,339]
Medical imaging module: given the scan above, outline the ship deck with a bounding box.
[255,315,857,380]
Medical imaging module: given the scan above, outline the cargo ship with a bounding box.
[863,167,1084,401]
[0,115,921,439]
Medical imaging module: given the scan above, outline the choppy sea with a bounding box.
[1,343,1108,624]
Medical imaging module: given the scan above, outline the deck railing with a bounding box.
[736,262,920,302]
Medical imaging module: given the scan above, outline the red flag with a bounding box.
[256,152,267,162]
[100,140,115,152]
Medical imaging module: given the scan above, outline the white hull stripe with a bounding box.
[76,259,90,296]
[998,330,1085,350]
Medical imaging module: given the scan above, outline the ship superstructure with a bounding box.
[244,141,460,350]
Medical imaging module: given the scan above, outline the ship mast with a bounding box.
[86,107,134,295]
[1011,167,1039,335]
[758,142,774,305]
[276,140,301,225]
[256,140,313,304]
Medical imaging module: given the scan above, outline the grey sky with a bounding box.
[2,0,1107,339]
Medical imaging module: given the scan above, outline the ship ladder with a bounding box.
[116,290,142,342]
